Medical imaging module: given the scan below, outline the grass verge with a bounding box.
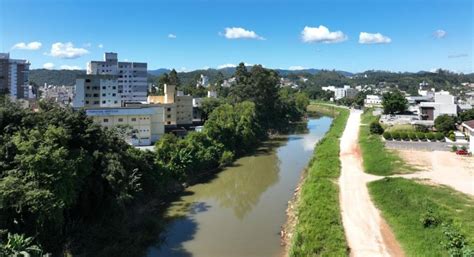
[369,177,474,257]
[289,104,349,257]
[359,109,412,175]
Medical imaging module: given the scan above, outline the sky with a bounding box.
[1,0,472,73]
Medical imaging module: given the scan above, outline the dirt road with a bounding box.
[339,110,404,257]
[396,150,474,196]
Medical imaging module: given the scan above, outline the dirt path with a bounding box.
[396,150,474,196]
[339,110,404,257]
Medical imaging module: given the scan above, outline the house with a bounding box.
[419,92,457,121]
[461,120,474,153]
[364,95,382,108]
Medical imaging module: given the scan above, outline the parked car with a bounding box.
[455,149,471,156]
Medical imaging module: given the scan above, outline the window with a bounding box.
[167,114,171,118]
[112,93,116,96]
[131,118,136,121]
[85,101,89,104]
[86,86,90,90]
[102,93,106,97]
[102,101,106,104]
[103,118,109,122]
[118,118,123,122]
[167,121,171,125]
[85,79,91,83]
[102,86,106,90]
[93,94,99,97]
[167,108,171,111]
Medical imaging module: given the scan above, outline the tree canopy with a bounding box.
[382,90,408,114]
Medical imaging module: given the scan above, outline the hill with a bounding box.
[29,69,85,86]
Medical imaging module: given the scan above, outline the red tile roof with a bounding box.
[463,120,474,130]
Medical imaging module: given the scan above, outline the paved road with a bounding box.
[385,140,468,151]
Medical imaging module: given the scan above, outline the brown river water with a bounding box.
[147,117,332,257]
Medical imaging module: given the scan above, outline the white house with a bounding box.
[364,95,382,107]
[462,120,474,153]
[419,92,457,121]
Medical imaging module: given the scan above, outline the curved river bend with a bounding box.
[147,117,332,257]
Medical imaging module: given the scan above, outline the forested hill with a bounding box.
[29,69,86,86]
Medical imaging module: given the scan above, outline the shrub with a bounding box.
[409,132,418,141]
[461,146,467,151]
[383,132,392,140]
[219,150,234,167]
[417,132,426,141]
[414,124,429,133]
[400,132,409,141]
[369,121,384,135]
[448,133,456,142]
[426,132,435,141]
[392,132,401,140]
[435,114,456,134]
[420,209,440,228]
[435,132,445,141]
[452,145,458,152]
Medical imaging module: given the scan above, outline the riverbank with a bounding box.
[287,104,349,256]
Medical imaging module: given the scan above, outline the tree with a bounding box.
[459,109,474,122]
[382,90,408,114]
[369,121,384,134]
[434,114,456,134]
[168,69,180,86]
[200,98,224,121]
[234,62,249,84]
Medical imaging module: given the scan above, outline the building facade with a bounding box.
[85,106,165,146]
[0,53,30,100]
[147,84,193,126]
[419,92,457,121]
[73,75,121,108]
[87,52,147,103]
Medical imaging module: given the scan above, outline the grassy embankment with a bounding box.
[359,111,474,256]
[359,109,412,175]
[369,178,474,256]
[288,103,349,256]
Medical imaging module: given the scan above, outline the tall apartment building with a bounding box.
[0,53,30,99]
[73,75,121,108]
[87,53,147,103]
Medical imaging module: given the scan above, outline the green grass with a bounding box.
[369,177,474,257]
[359,110,411,175]
[384,124,417,133]
[289,104,349,257]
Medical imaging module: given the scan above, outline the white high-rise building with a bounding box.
[87,53,148,104]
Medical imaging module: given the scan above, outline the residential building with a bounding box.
[364,95,382,107]
[196,74,210,88]
[40,84,74,106]
[221,77,236,88]
[419,91,457,120]
[85,106,165,146]
[461,120,474,153]
[0,53,30,100]
[87,52,147,103]
[147,84,193,126]
[73,75,120,108]
[325,85,358,100]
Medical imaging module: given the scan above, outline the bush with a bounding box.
[409,132,418,141]
[392,132,401,140]
[417,132,426,141]
[383,132,392,140]
[435,132,445,141]
[420,209,440,228]
[414,124,429,133]
[452,145,458,152]
[448,133,456,142]
[435,115,456,134]
[400,132,409,141]
[369,121,384,134]
[461,146,467,151]
[426,132,435,141]
[219,150,234,167]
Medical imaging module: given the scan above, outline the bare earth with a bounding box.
[339,110,404,257]
[396,150,474,196]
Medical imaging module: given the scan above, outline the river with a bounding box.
[147,117,332,257]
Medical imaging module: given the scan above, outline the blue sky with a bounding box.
[1,0,472,73]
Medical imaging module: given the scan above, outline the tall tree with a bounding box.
[382,90,408,114]
[168,69,180,86]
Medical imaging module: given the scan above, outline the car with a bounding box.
[455,149,470,156]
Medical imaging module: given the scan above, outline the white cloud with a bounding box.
[98,44,104,48]
[48,42,89,59]
[434,29,447,39]
[12,41,42,50]
[43,62,55,69]
[223,27,265,40]
[288,66,306,70]
[448,53,468,58]
[168,34,177,39]
[217,63,237,69]
[359,32,392,44]
[60,65,81,70]
[301,25,347,43]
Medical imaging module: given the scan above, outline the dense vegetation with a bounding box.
[29,69,85,87]
[0,64,308,256]
[359,110,410,175]
[289,103,349,256]
[369,178,474,257]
